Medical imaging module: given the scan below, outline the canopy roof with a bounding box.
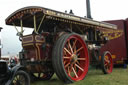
[6,6,117,30]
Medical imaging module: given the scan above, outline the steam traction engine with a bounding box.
[4,6,116,84]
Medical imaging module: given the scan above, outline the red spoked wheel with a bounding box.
[101,51,113,74]
[52,34,89,83]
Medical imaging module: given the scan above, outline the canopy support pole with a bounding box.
[13,23,19,33]
[33,15,37,33]
[20,19,23,33]
[37,14,46,32]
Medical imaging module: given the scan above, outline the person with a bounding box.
[9,57,17,68]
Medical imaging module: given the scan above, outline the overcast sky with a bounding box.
[0,0,128,56]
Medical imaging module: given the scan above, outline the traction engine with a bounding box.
[3,5,117,84]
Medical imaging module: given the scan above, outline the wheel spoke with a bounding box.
[105,65,109,70]
[72,67,78,78]
[106,65,109,70]
[105,56,109,62]
[63,60,67,65]
[19,76,25,82]
[105,56,108,59]
[77,53,80,56]
[64,47,72,55]
[68,66,72,76]
[73,45,77,54]
[13,77,17,81]
[74,64,77,72]
[63,50,67,56]
[77,58,86,61]
[75,64,84,71]
[72,39,77,51]
[14,75,20,85]
[13,79,17,84]
[68,40,73,54]
[76,61,80,65]
[105,62,110,69]
[65,62,70,68]
[104,59,109,63]
[63,56,71,59]
[20,76,25,85]
[16,75,19,80]
[104,63,108,66]
[75,47,83,54]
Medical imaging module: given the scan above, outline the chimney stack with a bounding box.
[86,0,92,19]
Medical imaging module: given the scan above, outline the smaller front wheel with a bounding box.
[101,51,113,74]
[11,70,30,85]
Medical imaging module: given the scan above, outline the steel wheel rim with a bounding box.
[104,53,113,73]
[63,35,89,81]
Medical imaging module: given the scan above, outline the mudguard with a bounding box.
[5,65,27,85]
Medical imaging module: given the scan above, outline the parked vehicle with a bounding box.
[1,5,116,84]
[0,60,30,85]
[101,19,128,65]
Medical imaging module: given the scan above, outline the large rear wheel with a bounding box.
[52,34,89,83]
[101,51,113,74]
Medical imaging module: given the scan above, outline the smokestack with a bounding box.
[0,27,2,58]
[86,0,92,19]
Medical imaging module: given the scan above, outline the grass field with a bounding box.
[31,67,128,85]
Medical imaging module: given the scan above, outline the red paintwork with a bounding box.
[101,19,128,64]
[22,33,52,73]
[104,52,113,73]
[63,35,89,81]
[125,19,128,49]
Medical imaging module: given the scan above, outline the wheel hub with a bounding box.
[71,54,78,64]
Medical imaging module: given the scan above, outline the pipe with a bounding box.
[86,0,92,19]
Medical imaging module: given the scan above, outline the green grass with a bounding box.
[31,67,128,85]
